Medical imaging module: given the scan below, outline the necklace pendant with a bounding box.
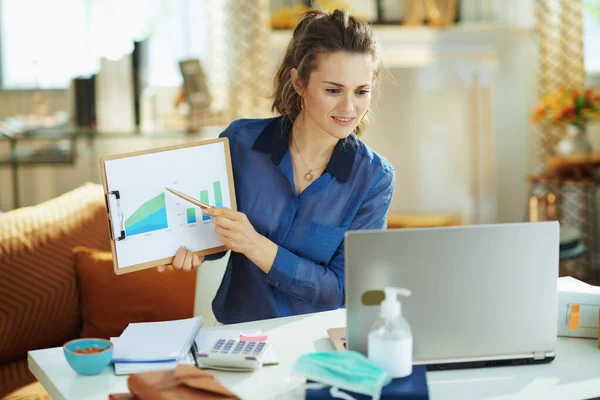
[304,171,314,181]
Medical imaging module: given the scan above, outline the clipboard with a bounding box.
[100,137,236,275]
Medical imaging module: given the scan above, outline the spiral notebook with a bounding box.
[112,316,204,363]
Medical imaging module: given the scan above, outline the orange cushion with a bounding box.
[73,246,197,339]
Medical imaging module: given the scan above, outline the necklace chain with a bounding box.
[291,132,328,181]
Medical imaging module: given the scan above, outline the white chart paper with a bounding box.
[104,141,232,269]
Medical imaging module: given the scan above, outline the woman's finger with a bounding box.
[216,233,231,247]
[192,254,202,269]
[172,246,187,270]
[211,216,236,229]
[182,250,193,272]
[214,226,231,238]
[204,207,241,221]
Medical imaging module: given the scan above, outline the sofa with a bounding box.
[0,183,197,399]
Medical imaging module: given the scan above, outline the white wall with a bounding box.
[195,255,228,326]
[360,33,537,224]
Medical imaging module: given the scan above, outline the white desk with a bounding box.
[29,309,600,400]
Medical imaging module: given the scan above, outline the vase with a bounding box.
[556,124,592,157]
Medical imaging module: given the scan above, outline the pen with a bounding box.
[165,187,211,209]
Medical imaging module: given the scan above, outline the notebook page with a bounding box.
[112,316,203,362]
[111,337,196,375]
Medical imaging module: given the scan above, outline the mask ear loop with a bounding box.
[329,387,358,400]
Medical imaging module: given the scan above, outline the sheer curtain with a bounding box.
[584,1,600,73]
[204,0,272,119]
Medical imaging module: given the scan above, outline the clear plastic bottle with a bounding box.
[367,287,413,378]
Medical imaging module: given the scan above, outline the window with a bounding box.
[0,0,88,89]
[0,0,208,90]
[584,0,600,74]
[145,0,208,87]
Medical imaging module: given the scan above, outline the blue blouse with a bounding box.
[207,116,395,324]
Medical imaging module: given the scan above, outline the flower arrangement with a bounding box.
[531,86,600,127]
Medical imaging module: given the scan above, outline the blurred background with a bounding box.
[0,0,599,275]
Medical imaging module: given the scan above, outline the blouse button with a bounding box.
[274,282,280,287]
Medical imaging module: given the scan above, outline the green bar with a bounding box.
[186,208,195,218]
[125,193,166,228]
[200,190,209,205]
[213,181,222,204]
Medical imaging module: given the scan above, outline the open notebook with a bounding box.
[112,316,204,363]
[112,328,278,375]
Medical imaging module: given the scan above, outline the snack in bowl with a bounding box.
[63,338,113,375]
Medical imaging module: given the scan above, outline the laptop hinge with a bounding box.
[533,351,545,360]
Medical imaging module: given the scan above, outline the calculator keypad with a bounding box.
[202,338,269,370]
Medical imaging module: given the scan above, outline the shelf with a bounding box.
[0,144,75,166]
[0,125,225,141]
[270,23,532,68]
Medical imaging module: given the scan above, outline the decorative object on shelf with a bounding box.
[531,86,600,156]
[270,3,312,29]
[424,0,457,26]
[557,124,592,156]
[403,0,425,25]
[74,76,97,129]
[270,0,354,29]
[179,59,212,112]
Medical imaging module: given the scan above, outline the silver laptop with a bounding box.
[345,221,559,370]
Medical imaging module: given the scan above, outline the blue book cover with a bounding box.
[306,365,429,400]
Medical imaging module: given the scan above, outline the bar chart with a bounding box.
[198,180,224,222]
[187,208,196,224]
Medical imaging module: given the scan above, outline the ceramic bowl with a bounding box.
[63,338,113,375]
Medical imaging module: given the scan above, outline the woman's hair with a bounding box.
[271,9,381,137]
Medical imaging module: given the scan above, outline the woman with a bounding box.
[160,9,395,324]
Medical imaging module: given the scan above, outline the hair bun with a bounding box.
[292,10,324,39]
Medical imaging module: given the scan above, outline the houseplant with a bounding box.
[531,86,600,156]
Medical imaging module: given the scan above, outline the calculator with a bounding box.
[195,338,270,371]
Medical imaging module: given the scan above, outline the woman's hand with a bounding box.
[157,246,203,272]
[203,207,278,273]
[203,208,261,256]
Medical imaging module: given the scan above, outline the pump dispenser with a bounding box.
[367,287,413,378]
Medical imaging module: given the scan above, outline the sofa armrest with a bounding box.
[0,183,111,365]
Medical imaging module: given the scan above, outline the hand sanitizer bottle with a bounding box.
[368,287,412,378]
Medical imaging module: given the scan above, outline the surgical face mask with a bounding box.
[291,351,391,400]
